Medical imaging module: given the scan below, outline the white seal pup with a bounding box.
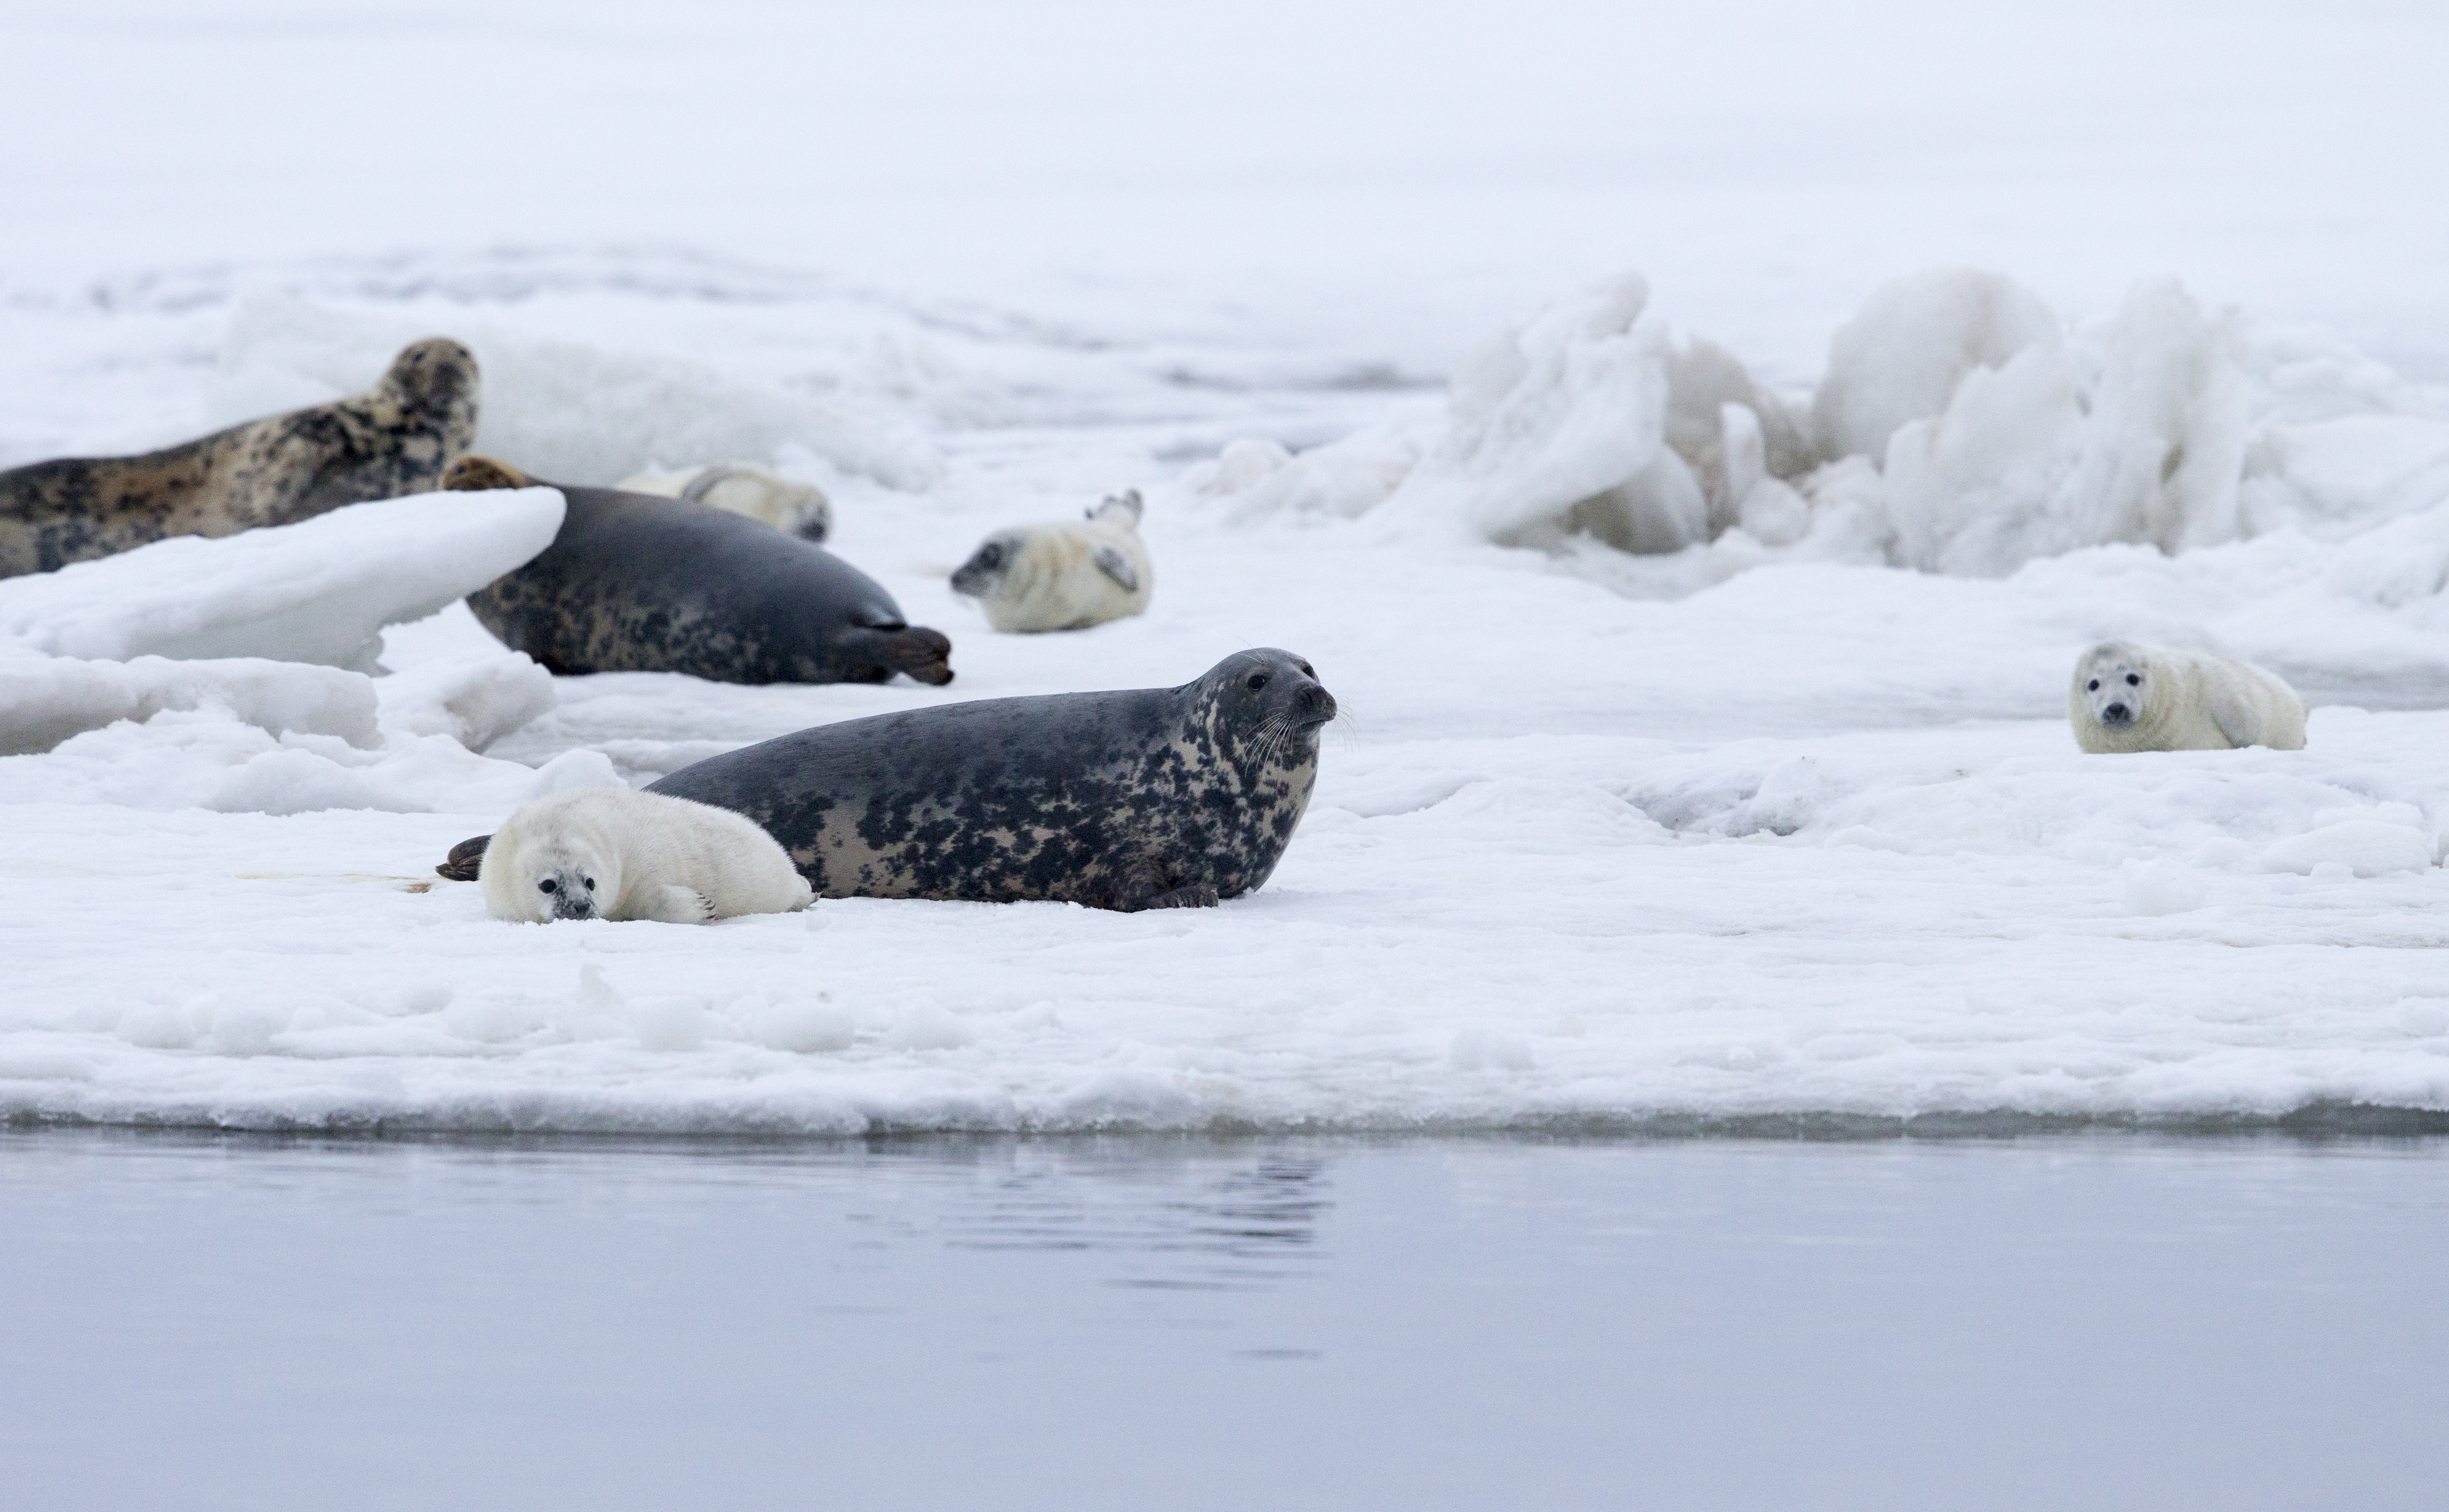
[2069,641,2307,753]
[479,785,814,924]
[616,462,832,542]
[950,490,1153,633]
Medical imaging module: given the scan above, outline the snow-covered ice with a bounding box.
[3,0,2448,1135]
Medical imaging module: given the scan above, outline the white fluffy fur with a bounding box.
[952,490,1154,633]
[2069,641,2307,754]
[617,462,831,539]
[480,785,814,925]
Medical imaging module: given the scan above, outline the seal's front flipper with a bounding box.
[1144,883,1220,910]
[645,885,715,925]
[436,833,492,881]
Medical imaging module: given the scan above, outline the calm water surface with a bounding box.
[1,1130,2443,1511]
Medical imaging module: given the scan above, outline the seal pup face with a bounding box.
[950,532,1028,601]
[1196,648,1337,775]
[509,836,621,922]
[2074,642,2153,731]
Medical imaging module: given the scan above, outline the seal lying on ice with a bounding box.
[616,461,831,542]
[434,649,1335,909]
[2069,641,2307,753]
[479,785,813,924]
[0,338,479,578]
[951,489,1154,632]
[443,455,953,686]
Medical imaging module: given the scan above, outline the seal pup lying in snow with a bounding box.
[616,462,831,542]
[951,489,1153,632]
[0,338,479,578]
[479,785,813,924]
[444,456,953,686]
[2070,641,2307,753]
[438,649,1335,910]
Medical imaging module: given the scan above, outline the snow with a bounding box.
[0,487,566,669]
[2,0,2449,1134]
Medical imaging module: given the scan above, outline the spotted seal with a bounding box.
[436,649,1334,907]
[0,338,479,579]
[441,455,953,686]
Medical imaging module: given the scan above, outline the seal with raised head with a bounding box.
[0,338,479,578]
[433,649,1334,907]
[442,455,953,687]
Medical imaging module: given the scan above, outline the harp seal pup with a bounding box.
[479,785,813,924]
[617,462,832,542]
[2070,641,2307,753]
[951,489,1153,632]
[444,456,953,686]
[643,648,1333,910]
[0,338,479,578]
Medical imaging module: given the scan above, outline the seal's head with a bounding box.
[2073,641,2154,732]
[376,337,480,425]
[1194,648,1336,773]
[493,831,622,923]
[950,531,1028,602]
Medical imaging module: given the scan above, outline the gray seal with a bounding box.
[0,338,479,578]
[443,456,953,686]
[435,649,1335,906]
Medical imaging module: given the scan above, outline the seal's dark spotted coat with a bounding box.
[643,649,1335,910]
[0,339,478,579]
[442,456,952,686]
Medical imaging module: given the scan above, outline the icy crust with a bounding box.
[1191,269,2449,584]
[0,709,2445,1135]
[0,487,567,669]
[0,654,378,757]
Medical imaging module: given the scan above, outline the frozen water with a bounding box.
[2,0,2449,1133]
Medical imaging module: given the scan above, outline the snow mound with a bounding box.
[0,653,378,756]
[1188,267,2449,588]
[374,652,556,753]
[0,487,564,671]
[216,297,945,491]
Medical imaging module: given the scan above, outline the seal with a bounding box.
[951,489,1154,632]
[442,456,953,686]
[0,339,479,579]
[2070,640,2307,753]
[480,784,814,924]
[617,461,832,542]
[431,648,1336,908]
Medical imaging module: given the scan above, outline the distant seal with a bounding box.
[2071,641,2307,753]
[443,456,953,686]
[0,339,479,579]
[617,461,832,542]
[952,489,1154,632]
[481,785,813,924]
[434,649,1336,908]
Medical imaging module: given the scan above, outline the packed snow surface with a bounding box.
[3,0,2449,1134]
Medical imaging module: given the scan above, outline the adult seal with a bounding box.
[434,649,1335,907]
[0,338,479,578]
[441,456,953,686]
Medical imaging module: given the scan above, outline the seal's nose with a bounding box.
[2103,702,2131,724]
[1296,683,1337,724]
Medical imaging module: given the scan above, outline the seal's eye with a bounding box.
[2087,679,2099,692]
[1245,673,1268,691]
[2125,673,2140,686]
[538,878,556,894]
[583,877,596,891]
[1297,662,1313,676]
[977,544,1002,568]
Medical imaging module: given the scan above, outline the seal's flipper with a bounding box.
[1140,883,1220,911]
[1089,489,1144,526]
[1091,544,1140,594]
[440,455,536,492]
[436,833,492,881]
[646,885,715,925]
[847,624,955,686]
